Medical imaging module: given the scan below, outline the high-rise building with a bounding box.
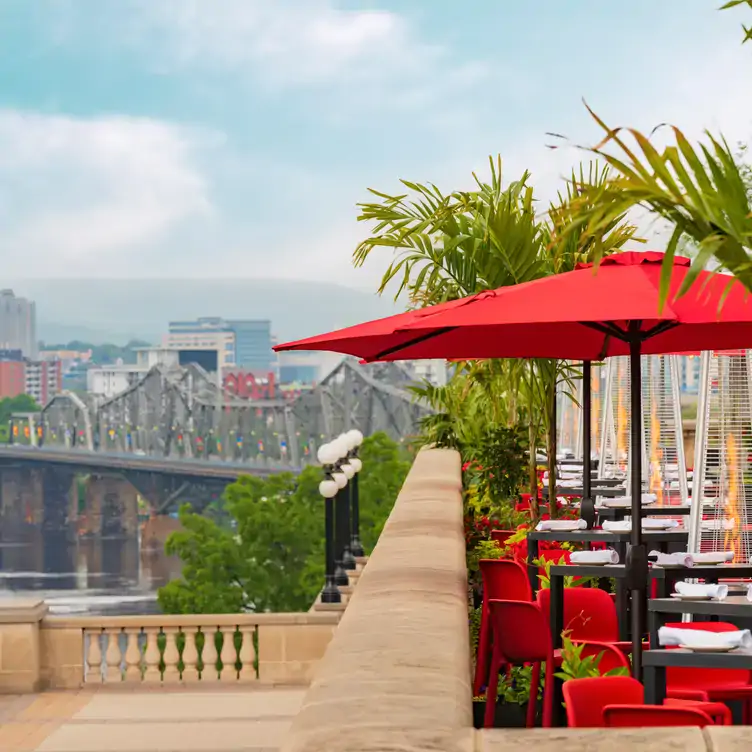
[0,350,26,399]
[168,318,272,373]
[0,290,37,358]
[24,359,62,405]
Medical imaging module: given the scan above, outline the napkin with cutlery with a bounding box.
[659,626,752,649]
[570,549,620,564]
[692,551,734,564]
[650,551,694,567]
[674,581,728,600]
[535,519,587,531]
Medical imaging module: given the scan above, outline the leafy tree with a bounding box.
[0,394,40,424]
[355,158,634,514]
[158,432,411,614]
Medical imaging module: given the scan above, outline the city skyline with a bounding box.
[0,1,749,294]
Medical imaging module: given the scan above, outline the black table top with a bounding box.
[543,486,626,498]
[649,563,752,580]
[643,646,752,669]
[649,595,752,617]
[549,563,627,578]
[549,562,752,581]
[529,529,689,543]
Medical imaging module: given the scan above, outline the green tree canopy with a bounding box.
[158,431,412,614]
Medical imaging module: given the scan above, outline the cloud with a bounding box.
[0,111,214,275]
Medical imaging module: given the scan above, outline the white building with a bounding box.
[162,330,236,370]
[411,359,449,387]
[87,365,148,399]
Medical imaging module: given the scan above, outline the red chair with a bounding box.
[604,705,714,727]
[490,529,515,548]
[537,586,632,655]
[663,621,752,722]
[576,643,732,725]
[485,600,560,728]
[473,559,533,695]
[564,676,719,728]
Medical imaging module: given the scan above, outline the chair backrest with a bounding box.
[479,558,532,602]
[490,529,515,548]
[603,705,714,727]
[487,600,551,664]
[537,586,618,642]
[562,676,643,727]
[662,621,752,686]
[578,641,630,675]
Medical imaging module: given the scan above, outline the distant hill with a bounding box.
[8,278,402,346]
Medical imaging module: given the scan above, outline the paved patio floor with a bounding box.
[0,687,304,752]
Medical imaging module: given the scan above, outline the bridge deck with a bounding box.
[0,686,303,752]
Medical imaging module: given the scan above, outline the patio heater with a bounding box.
[574,362,606,463]
[556,369,581,459]
[688,350,752,562]
[599,355,688,505]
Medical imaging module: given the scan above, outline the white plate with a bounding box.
[670,593,712,601]
[679,644,738,653]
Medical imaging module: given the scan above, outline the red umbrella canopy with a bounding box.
[274,252,752,361]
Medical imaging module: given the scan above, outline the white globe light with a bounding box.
[332,472,347,489]
[317,443,338,465]
[341,462,355,479]
[347,429,364,447]
[349,457,363,473]
[318,479,338,498]
[331,438,349,459]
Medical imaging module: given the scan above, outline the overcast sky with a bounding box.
[1,0,750,290]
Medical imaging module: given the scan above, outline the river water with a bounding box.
[0,528,182,615]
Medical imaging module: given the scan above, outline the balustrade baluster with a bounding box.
[181,628,200,682]
[104,627,123,682]
[238,627,258,682]
[142,628,162,683]
[162,627,181,682]
[123,628,142,682]
[85,629,104,684]
[219,627,238,681]
[200,627,219,682]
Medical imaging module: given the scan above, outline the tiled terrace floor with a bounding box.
[0,687,304,752]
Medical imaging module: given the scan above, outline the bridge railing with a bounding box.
[0,601,339,692]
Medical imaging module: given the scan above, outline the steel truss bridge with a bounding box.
[13,358,429,470]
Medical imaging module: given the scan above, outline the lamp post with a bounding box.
[345,429,365,557]
[317,442,342,604]
[332,435,356,579]
[329,436,351,586]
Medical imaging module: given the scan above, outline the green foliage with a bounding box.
[721,0,752,43]
[466,539,508,578]
[0,395,40,443]
[158,432,410,614]
[554,632,629,682]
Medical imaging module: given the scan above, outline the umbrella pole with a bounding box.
[627,325,648,681]
[580,361,595,528]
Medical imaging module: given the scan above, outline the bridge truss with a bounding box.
[31,359,429,467]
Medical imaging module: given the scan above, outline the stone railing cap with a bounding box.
[0,598,48,623]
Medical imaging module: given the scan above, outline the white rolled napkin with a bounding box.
[642,518,680,530]
[601,520,632,532]
[561,464,582,473]
[692,551,734,564]
[535,519,587,531]
[674,581,728,600]
[608,493,658,506]
[650,550,694,567]
[659,626,752,649]
[544,478,580,488]
[747,583,752,603]
[570,549,620,564]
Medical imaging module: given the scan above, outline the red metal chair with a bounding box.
[576,643,731,725]
[603,705,714,727]
[537,586,632,655]
[473,559,533,695]
[485,600,560,728]
[564,676,720,728]
[663,621,752,723]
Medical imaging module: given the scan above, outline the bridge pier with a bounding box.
[0,467,44,532]
[82,475,139,538]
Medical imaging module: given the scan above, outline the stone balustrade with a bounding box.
[0,602,339,692]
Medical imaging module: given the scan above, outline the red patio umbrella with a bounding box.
[275,251,752,678]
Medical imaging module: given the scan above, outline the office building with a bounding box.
[0,290,37,358]
[168,318,272,373]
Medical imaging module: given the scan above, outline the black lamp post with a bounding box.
[334,435,356,575]
[345,429,365,557]
[317,442,342,604]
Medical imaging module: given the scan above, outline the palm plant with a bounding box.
[354,157,637,515]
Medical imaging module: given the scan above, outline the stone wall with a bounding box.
[280,446,751,752]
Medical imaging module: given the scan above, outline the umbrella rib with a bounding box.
[370,326,457,361]
[580,322,630,341]
[640,321,680,340]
